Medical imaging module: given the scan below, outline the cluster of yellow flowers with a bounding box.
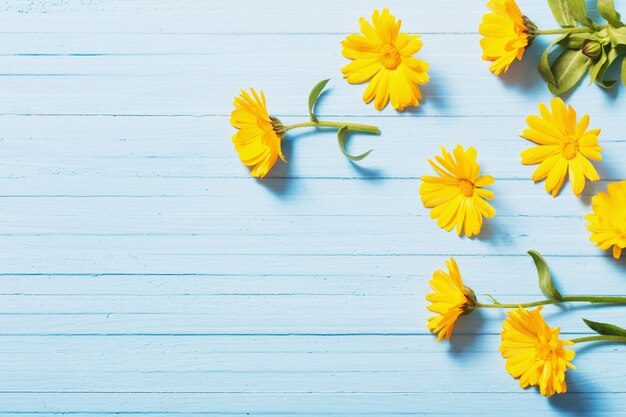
[227,1,626,397]
[420,97,625,260]
[229,3,626,259]
[427,253,626,397]
[420,0,626,397]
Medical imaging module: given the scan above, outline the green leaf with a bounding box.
[547,0,577,26]
[337,126,373,161]
[308,79,329,123]
[528,250,563,301]
[583,319,626,337]
[598,0,623,27]
[622,54,626,85]
[607,26,626,46]
[594,45,622,87]
[563,33,595,49]
[566,0,596,27]
[549,48,592,94]
[539,34,570,85]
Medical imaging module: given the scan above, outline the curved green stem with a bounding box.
[284,120,380,134]
[570,335,626,344]
[477,295,626,309]
[535,26,599,36]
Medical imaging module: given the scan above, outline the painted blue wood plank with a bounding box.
[0,0,623,415]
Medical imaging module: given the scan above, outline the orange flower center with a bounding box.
[535,331,561,361]
[458,179,475,197]
[379,44,401,70]
[459,178,474,197]
[561,139,579,160]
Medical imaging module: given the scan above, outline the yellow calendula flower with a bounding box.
[501,306,576,397]
[230,88,286,178]
[426,257,477,341]
[585,181,626,259]
[479,0,536,75]
[341,8,429,111]
[520,98,602,197]
[420,145,496,237]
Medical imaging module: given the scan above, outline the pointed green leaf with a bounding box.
[583,319,626,337]
[337,126,373,161]
[547,0,577,26]
[539,34,570,85]
[622,54,626,85]
[308,79,330,122]
[598,0,623,27]
[566,0,595,27]
[528,250,563,301]
[549,48,591,94]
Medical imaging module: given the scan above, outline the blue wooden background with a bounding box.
[0,0,624,415]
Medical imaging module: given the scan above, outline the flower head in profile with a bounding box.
[520,98,602,197]
[420,145,496,237]
[230,88,286,178]
[341,8,429,111]
[585,181,626,259]
[479,0,536,75]
[426,257,478,341]
[500,306,576,397]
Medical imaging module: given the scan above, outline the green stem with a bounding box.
[535,27,598,36]
[284,120,380,134]
[570,335,626,344]
[477,300,557,309]
[477,295,626,309]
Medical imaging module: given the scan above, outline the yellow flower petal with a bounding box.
[501,306,575,397]
[341,8,428,110]
[420,145,495,237]
[521,99,602,197]
[521,145,560,165]
[586,181,626,260]
[426,258,477,341]
[479,0,530,75]
[230,89,284,178]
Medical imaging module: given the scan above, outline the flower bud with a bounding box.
[582,40,602,61]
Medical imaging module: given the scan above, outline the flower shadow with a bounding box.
[582,179,622,208]
[474,216,511,246]
[548,374,601,416]
[257,134,303,196]
[496,38,547,93]
[447,311,486,356]
[413,72,449,112]
[594,160,624,183]
[615,253,626,269]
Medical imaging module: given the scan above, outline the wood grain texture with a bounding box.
[0,0,624,415]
